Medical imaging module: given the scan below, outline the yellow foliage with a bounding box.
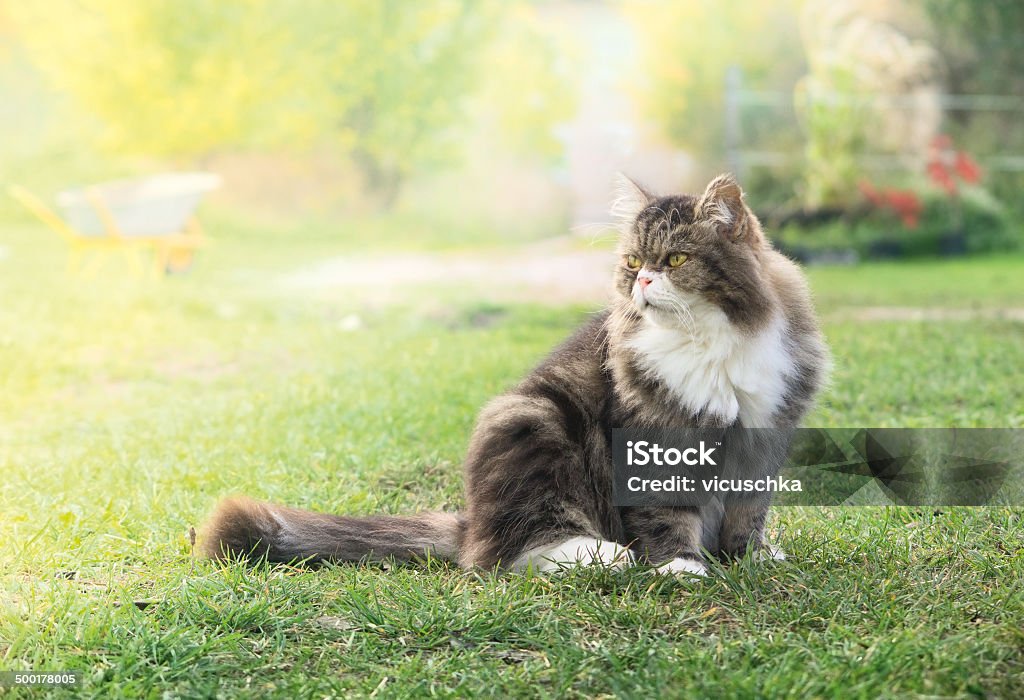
[8,0,571,178]
[474,5,577,163]
[622,0,804,160]
[10,0,295,157]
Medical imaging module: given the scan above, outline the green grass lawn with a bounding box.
[1,216,1022,698]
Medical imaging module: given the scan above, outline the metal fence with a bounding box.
[723,65,1024,181]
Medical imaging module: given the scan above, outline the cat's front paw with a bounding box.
[653,556,707,578]
[753,543,786,562]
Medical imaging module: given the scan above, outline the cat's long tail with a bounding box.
[200,496,464,565]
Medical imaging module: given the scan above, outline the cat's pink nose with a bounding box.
[638,275,653,290]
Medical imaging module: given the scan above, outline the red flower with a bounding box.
[926,134,983,193]
[860,180,922,229]
[884,189,923,229]
[927,161,956,194]
[954,151,982,184]
[858,180,883,206]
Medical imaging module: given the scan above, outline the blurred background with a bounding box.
[2,0,1022,268]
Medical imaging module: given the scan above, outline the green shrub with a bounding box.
[775,187,1020,260]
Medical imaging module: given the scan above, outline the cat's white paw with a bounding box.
[754,543,786,562]
[512,536,634,572]
[654,557,707,577]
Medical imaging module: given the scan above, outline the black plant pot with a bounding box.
[939,229,967,257]
[777,243,858,266]
[867,239,904,260]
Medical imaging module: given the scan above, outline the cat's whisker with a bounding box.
[666,297,698,342]
[672,305,695,338]
[588,233,621,247]
[677,299,698,335]
[571,221,616,232]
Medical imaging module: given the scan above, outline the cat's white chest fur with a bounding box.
[627,310,794,427]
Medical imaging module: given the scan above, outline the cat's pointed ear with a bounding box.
[610,173,652,229]
[695,173,749,238]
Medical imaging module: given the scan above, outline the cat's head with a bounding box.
[611,173,772,330]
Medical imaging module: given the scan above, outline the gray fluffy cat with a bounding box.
[202,174,829,576]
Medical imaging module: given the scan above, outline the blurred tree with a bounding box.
[920,0,1024,213]
[921,0,1024,97]
[308,0,503,206]
[795,1,943,209]
[9,0,571,206]
[473,4,575,167]
[624,0,805,174]
[9,1,295,158]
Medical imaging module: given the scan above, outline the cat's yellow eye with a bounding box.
[626,254,642,271]
[668,253,689,267]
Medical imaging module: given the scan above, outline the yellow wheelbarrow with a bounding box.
[8,172,221,277]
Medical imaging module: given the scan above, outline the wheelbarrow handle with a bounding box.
[7,184,82,244]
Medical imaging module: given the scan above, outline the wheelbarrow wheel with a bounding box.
[164,247,196,274]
